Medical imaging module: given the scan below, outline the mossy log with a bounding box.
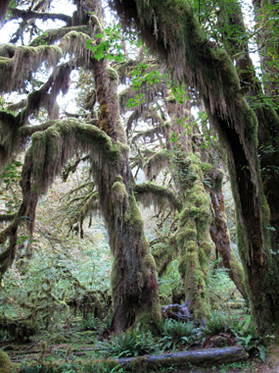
[117,346,248,371]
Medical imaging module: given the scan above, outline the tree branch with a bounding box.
[134,182,182,211]
[10,8,72,25]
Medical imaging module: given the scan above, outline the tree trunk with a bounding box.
[252,0,279,113]
[89,1,161,331]
[166,98,212,320]
[0,0,11,28]
[209,170,247,300]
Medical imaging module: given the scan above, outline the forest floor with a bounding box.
[2,340,279,373]
[2,317,279,373]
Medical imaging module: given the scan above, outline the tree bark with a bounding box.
[0,0,11,29]
[208,169,247,300]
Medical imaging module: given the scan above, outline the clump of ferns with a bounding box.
[96,323,158,357]
[80,313,104,334]
[203,311,246,338]
[158,318,198,351]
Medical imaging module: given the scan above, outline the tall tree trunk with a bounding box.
[208,169,247,300]
[251,0,279,271]
[88,2,161,331]
[217,0,279,299]
[111,0,279,335]
[252,0,279,113]
[166,98,211,320]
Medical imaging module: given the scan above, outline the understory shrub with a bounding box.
[79,314,104,333]
[97,323,158,357]
[158,319,197,351]
[203,311,245,337]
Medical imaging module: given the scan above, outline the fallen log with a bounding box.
[115,345,248,371]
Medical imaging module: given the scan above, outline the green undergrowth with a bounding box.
[96,323,158,358]
[158,319,198,351]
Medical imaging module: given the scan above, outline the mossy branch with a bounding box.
[29,25,91,47]
[10,8,72,25]
[0,118,122,277]
[134,182,182,211]
[143,150,169,180]
[0,213,16,222]
[0,31,90,93]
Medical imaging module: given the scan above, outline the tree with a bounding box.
[116,54,246,315]
[0,0,160,332]
[110,0,279,336]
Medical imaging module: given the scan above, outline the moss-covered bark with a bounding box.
[165,98,212,320]
[0,348,12,373]
[252,0,279,111]
[111,0,279,335]
[89,3,160,331]
[208,169,247,299]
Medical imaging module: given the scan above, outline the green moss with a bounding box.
[124,196,144,232]
[107,66,119,82]
[0,349,12,373]
[130,356,148,373]
[105,358,120,369]
[112,181,128,203]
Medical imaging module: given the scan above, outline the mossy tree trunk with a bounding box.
[80,1,161,332]
[166,98,211,320]
[111,0,279,335]
[252,0,279,112]
[208,169,247,299]
[216,0,279,310]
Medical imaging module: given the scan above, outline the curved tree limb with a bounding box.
[134,182,182,211]
[9,8,72,25]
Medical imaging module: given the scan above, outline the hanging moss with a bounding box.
[134,182,182,211]
[59,31,90,60]
[0,31,91,93]
[0,111,20,169]
[143,150,169,180]
[107,66,119,82]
